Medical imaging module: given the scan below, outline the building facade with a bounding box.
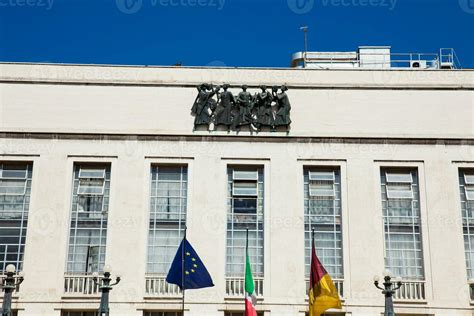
[0,62,473,315]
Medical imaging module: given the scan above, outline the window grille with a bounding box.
[304,168,343,279]
[464,174,474,201]
[224,313,264,316]
[144,312,183,316]
[66,164,110,274]
[381,168,424,280]
[460,169,474,279]
[147,166,187,274]
[62,312,98,316]
[0,162,32,272]
[233,170,258,181]
[385,172,414,200]
[226,166,264,277]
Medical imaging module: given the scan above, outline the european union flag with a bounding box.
[166,239,214,290]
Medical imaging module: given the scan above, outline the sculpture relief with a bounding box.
[191,83,291,132]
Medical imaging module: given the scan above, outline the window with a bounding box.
[304,168,343,279]
[147,166,187,274]
[381,168,424,280]
[385,172,414,199]
[144,312,183,316]
[66,164,110,274]
[233,182,258,197]
[0,162,32,272]
[62,312,98,316]
[460,169,474,280]
[224,313,264,316]
[226,166,264,277]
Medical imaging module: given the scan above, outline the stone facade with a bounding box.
[0,63,473,315]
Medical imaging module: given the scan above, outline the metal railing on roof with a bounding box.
[293,48,461,70]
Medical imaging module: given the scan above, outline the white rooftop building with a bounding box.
[291,46,461,70]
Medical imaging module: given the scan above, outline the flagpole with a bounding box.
[311,227,315,298]
[245,228,249,314]
[182,225,187,315]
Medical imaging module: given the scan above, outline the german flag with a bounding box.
[308,236,342,316]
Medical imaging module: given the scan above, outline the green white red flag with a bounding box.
[245,233,257,316]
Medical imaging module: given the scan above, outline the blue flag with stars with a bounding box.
[166,238,214,290]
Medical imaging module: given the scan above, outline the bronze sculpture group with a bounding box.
[191,84,291,131]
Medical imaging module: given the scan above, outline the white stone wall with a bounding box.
[0,138,470,315]
[0,64,473,139]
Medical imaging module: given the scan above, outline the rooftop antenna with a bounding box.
[300,26,308,68]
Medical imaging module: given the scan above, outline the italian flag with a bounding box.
[245,242,257,316]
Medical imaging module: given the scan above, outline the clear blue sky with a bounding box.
[0,0,473,68]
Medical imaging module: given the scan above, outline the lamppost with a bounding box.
[0,264,24,316]
[92,265,121,316]
[373,270,402,316]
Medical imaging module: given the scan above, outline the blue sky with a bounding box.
[0,0,473,68]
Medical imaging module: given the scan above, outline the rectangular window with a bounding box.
[66,164,110,274]
[62,312,98,316]
[0,162,32,272]
[147,166,187,274]
[304,168,343,279]
[224,313,264,316]
[381,168,424,280]
[460,169,474,280]
[226,166,264,277]
[144,312,183,316]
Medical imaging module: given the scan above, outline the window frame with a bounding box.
[380,167,425,280]
[232,181,258,197]
[304,166,343,280]
[65,162,111,274]
[0,161,33,273]
[226,165,265,278]
[146,164,188,275]
[459,168,474,280]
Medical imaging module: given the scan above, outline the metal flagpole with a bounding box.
[245,228,249,313]
[311,227,315,299]
[182,225,187,315]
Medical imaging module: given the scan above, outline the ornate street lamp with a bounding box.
[0,264,24,316]
[373,269,402,316]
[92,265,121,316]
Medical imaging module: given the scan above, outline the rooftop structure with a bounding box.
[291,46,462,70]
